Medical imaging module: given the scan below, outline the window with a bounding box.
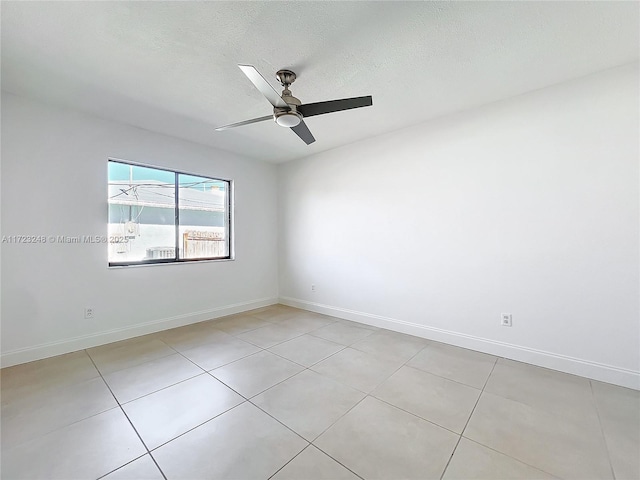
[108,159,232,266]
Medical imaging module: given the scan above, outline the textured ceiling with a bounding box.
[1,1,638,163]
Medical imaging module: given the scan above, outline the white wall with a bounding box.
[1,93,279,366]
[278,63,640,389]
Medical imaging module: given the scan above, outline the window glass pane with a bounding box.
[108,162,176,263]
[178,174,229,259]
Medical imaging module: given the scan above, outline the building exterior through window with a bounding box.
[108,159,232,266]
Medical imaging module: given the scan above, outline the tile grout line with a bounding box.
[91,348,179,377]
[90,338,209,406]
[439,357,498,480]
[112,358,207,404]
[266,343,349,369]
[170,346,255,399]
[300,333,428,396]
[303,449,365,480]
[245,396,312,444]
[85,350,168,480]
[188,347,263,372]
[287,445,366,480]
[589,380,618,480]
[143,401,245,453]
[452,436,561,479]
[213,317,277,336]
[0,367,125,454]
[219,315,321,340]
[459,357,497,436]
[265,444,314,480]
[95,453,149,480]
[370,395,466,438]
[306,393,370,480]
[117,371,207,406]
[229,317,346,350]
[237,329,313,350]
[402,361,496,390]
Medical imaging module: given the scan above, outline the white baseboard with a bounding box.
[280,296,640,390]
[1,297,278,368]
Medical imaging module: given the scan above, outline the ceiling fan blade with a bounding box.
[291,120,316,145]
[298,96,372,118]
[238,64,289,109]
[215,115,273,131]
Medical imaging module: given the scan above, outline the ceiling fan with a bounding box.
[215,65,373,145]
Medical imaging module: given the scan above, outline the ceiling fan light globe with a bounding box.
[275,112,302,128]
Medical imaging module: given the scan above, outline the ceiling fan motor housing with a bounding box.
[274,88,303,127]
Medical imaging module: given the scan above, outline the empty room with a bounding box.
[1,1,638,479]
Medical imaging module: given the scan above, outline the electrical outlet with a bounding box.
[311,284,316,292]
[501,313,512,327]
[84,307,94,319]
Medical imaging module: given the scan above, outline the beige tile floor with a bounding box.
[1,304,638,480]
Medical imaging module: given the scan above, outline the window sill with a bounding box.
[108,257,235,268]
